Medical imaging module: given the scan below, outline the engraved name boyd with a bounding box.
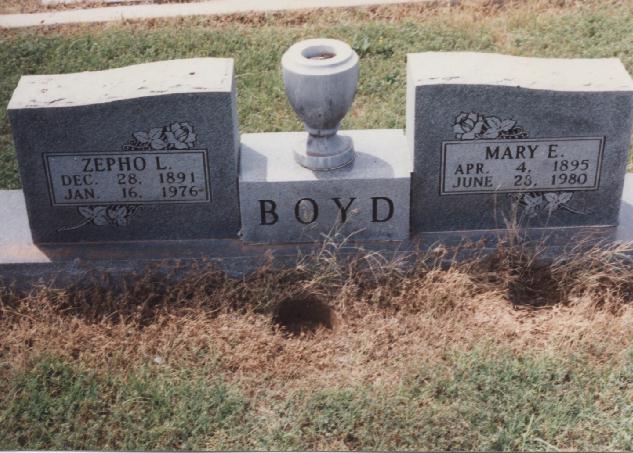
[45,151,210,205]
[441,137,604,195]
[257,196,396,225]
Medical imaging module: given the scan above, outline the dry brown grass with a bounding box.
[0,0,202,15]
[2,240,633,394]
[0,0,620,36]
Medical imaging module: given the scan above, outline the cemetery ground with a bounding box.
[0,0,194,15]
[1,0,115,14]
[2,0,633,450]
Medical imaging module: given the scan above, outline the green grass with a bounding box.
[0,357,249,450]
[1,2,633,188]
[2,348,633,450]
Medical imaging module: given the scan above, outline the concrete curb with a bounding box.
[0,0,445,29]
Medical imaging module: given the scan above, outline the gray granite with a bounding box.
[406,52,633,233]
[239,129,411,243]
[3,171,633,288]
[282,38,359,170]
[8,58,240,243]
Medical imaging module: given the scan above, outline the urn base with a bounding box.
[293,134,355,171]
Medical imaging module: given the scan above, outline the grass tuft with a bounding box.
[0,356,248,450]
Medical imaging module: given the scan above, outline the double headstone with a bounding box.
[6,50,633,252]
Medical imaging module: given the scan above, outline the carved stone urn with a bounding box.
[281,38,359,170]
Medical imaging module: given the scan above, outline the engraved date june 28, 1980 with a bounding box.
[441,137,604,195]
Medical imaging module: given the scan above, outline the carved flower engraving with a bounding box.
[107,205,136,226]
[452,112,586,218]
[481,116,517,139]
[453,112,485,140]
[133,128,167,150]
[125,122,197,151]
[165,122,197,149]
[543,192,573,213]
[516,193,544,217]
[58,121,198,233]
[81,206,108,226]
[453,112,522,140]
[59,205,141,232]
[509,191,583,218]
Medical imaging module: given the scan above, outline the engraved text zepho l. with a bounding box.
[46,121,211,232]
[44,151,210,205]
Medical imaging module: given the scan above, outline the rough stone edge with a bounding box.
[406,52,633,92]
[8,58,234,110]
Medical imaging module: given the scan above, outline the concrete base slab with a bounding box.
[2,169,633,288]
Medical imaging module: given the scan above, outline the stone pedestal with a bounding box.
[239,129,411,244]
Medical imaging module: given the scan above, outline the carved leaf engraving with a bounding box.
[452,112,587,217]
[58,122,197,233]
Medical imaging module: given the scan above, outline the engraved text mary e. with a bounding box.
[440,137,604,195]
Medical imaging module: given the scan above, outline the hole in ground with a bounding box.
[273,295,337,336]
[508,264,562,307]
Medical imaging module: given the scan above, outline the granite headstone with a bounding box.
[8,58,240,243]
[406,52,633,233]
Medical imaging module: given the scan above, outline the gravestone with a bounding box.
[8,58,240,244]
[407,52,633,233]
[239,129,411,243]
